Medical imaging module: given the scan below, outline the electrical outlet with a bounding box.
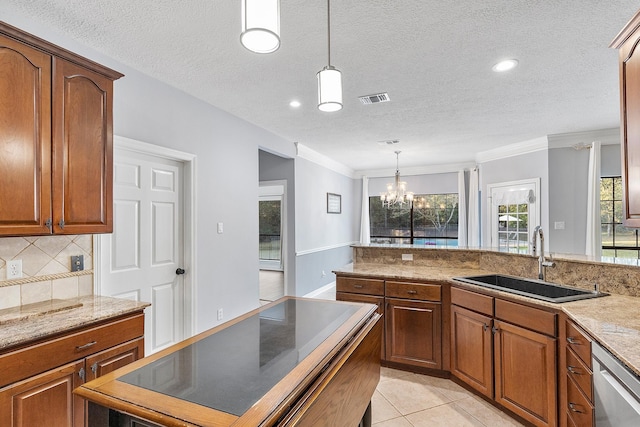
[217,222,224,234]
[402,253,413,261]
[7,259,22,279]
[217,308,224,321]
[71,255,84,271]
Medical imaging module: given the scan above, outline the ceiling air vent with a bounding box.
[359,92,390,105]
[378,140,400,146]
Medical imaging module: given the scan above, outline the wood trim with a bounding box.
[610,8,640,48]
[0,21,123,80]
[385,281,441,301]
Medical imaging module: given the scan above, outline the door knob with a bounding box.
[176,268,186,275]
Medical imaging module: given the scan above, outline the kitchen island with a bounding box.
[75,297,381,426]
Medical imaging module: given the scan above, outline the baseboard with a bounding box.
[304,281,336,298]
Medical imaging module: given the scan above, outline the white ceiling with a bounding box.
[4,1,639,172]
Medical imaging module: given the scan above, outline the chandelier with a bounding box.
[381,151,414,208]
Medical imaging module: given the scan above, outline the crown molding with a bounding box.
[547,128,620,148]
[295,143,356,178]
[475,136,549,164]
[355,161,476,178]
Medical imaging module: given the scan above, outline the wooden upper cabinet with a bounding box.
[52,58,113,234]
[611,11,640,227]
[0,33,52,235]
[0,22,122,236]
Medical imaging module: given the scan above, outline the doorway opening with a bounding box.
[259,183,285,304]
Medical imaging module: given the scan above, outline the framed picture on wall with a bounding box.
[327,193,341,214]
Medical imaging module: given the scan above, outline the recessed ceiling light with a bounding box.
[492,59,519,72]
[289,100,301,108]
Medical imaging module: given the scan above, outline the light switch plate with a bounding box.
[217,222,224,234]
[402,253,413,261]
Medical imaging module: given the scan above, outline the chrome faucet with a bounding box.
[531,226,555,281]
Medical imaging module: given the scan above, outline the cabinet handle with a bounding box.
[45,218,52,232]
[58,219,65,229]
[568,403,584,413]
[353,285,363,289]
[91,362,98,374]
[407,290,418,295]
[483,324,488,331]
[567,337,579,345]
[76,341,97,350]
[491,326,499,334]
[567,365,581,375]
[78,367,85,381]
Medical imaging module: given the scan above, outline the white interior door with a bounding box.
[100,149,185,355]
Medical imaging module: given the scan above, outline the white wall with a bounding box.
[1,9,297,333]
[294,158,359,295]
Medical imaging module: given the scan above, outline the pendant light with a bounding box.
[240,0,280,53]
[317,0,342,112]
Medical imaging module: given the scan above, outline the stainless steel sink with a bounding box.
[453,274,607,303]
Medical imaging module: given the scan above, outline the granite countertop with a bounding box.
[0,295,150,351]
[335,263,640,377]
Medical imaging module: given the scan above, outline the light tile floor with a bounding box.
[259,270,284,304]
[373,368,524,427]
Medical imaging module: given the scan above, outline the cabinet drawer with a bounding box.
[566,320,592,369]
[566,372,594,427]
[566,347,593,401]
[336,277,384,296]
[386,281,441,301]
[495,299,556,336]
[0,313,144,387]
[451,287,493,316]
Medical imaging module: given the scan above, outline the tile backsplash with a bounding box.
[0,235,94,309]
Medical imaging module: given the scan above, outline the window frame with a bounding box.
[600,176,640,259]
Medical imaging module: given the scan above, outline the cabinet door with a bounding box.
[0,360,84,427]
[450,305,493,398]
[52,57,113,234]
[494,320,557,427]
[385,298,441,369]
[0,34,52,235]
[618,29,640,226]
[85,338,144,381]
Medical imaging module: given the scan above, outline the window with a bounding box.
[487,178,539,255]
[600,176,640,259]
[369,194,459,246]
[259,198,282,262]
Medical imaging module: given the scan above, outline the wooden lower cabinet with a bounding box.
[386,298,442,370]
[0,360,85,427]
[494,320,557,427]
[450,304,493,398]
[0,315,144,427]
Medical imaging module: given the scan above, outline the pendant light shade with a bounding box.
[317,66,343,112]
[317,0,342,112]
[240,0,280,53]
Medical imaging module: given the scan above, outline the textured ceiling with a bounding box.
[3,1,639,171]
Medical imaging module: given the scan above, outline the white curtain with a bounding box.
[468,167,480,247]
[360,176,370,244]
[586,141,602,257]
[457,170,468,246]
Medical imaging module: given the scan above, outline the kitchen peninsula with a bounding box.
[75,297,381,427]
[335,244,640,427]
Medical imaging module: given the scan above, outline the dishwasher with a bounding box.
[593,341,640,426]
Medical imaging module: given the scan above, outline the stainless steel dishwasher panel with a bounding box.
[593,341,640,426]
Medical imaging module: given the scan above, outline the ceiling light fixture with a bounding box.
[240,0,280,53]
[381,151,413,208]
[492,59,519,72]
[317,0,342,112]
